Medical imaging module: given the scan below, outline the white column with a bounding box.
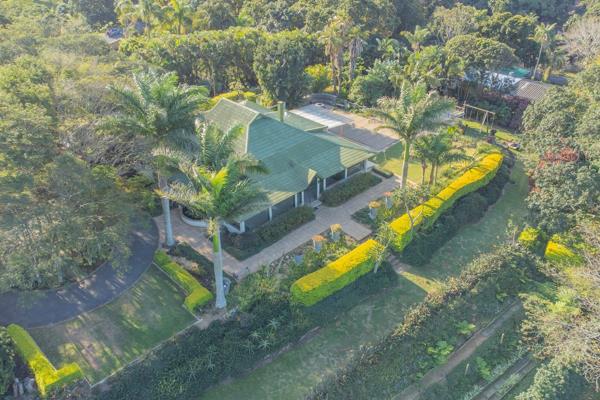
[323,178,327,191]
[344,168,348,179]
[316,179,320,198]
[363,160,367,172]
[294,193,298,207]
[268,207,273,221]
[239,221,246,233]
[301,191,305,205]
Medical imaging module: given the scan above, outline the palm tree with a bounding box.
[116,0,162,35]
[321,16,347,94]
[401,25,430,52]
[348,27,365,81]
[162,0,193,34]
[102,70,207,247]
[371,81,455,188]
[419,132,471,185]
[531,23,557,81]
[159,159,268,308]
[412,137,432,185]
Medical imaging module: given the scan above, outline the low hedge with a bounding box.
[321,173,382,207]
[389,153,504,252]
[290,239,383,306]
[154,251,213,312]
[6,324,82,397]
[224,206,315,260]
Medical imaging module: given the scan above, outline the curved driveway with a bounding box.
[0,220,158,328]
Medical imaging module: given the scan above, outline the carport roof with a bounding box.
[290,104,354,129]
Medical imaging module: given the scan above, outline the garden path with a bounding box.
[393,301,523,400]
[0,220,159,328]
[156,174,402,279]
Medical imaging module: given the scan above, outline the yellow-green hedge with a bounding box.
[7,324,82,397]
[154,251,213,312]
[389,153,504,252]
[544,237,582,265]
[290,239,382,306]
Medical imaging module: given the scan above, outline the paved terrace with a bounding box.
[156,175,401,279]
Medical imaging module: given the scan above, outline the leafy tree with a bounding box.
[371,81,455,188]
[159,160,267,308]
[241,0,303,32]
[401,25,429,51]
[116,0,162,35]
[430,4,487,42]
[101,71,208,247]
[253,30,315,105]
[480,12,539,67]
[194,0,237,31]
[305,64,331,93]
[565,16,600,64]
[445,34,518,81]
[161,0,194,34]
[71,0,116,26]
[349,61,394,106]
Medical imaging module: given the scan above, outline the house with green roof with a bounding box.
[198,99,375,233]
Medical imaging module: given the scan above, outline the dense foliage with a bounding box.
[0,327,15,396]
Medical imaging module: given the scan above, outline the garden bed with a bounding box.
[321,173,382,207]
[223,206,315,260]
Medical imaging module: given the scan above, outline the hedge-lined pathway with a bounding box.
[0,220,159,328]
[156,174,402,279]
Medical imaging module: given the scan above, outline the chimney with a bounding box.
[277,101,285,122]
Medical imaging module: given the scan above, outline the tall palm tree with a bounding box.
[116,0,162,35]
[531,23,557,81]
[371,81,455,188]
[321,16,347,94]
[159,159,267,308]
[101,70,208,247]
[347,27,365,81]
[411,137,433,185]
[162,0,193,34]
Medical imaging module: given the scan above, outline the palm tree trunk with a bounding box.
[401,140,411,188]
[421,162,426,185]
[533,44,543,80]
[212,221,227,309]
[429,162,436,185]
[159,175,175,247]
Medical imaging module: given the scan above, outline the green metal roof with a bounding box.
[240,100,327,132]
[203,99,374,220]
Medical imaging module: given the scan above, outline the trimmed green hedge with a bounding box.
[7,324,82,397]
[544,237,582,265]
[291,239,383,306]
[321,173,382,207]
[389,153,504,252]
[154,251,213,312]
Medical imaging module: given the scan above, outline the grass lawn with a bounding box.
[30,265,195,384]
[460,119,520,143]
[375,137,477,185]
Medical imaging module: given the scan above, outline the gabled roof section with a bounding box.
[240,100,327,132]
[203,99,374,214]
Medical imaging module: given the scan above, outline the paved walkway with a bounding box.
[393,301,523,400]
[156,175,401,278]
[0,220,159,328]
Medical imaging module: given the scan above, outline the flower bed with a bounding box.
[7,324,82,397]
[389,153,504,252]
[153,251,213,312]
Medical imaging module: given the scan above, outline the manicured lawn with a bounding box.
[30,265,195,384]
[375,137,477,186]
[460,119,520,143]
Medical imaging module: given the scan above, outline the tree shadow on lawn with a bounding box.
[30,265,195,384]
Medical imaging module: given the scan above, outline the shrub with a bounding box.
[452,192,488,226]
[256,206,315,244]
[153,251,213,312]
[290,239,383,306]
[518,226,546,255]
[389,153,504,252]
[544,238,582,265]
[321,173,382,207]
[0,327,15,395]
[305,64,330,93]
[224,206,315,259]
[6,325,82,397]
